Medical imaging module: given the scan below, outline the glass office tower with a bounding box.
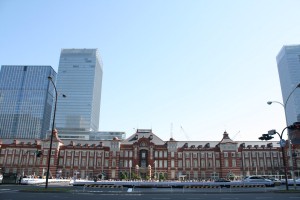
[55,49,103,137]
[276,45,300,125]
[0,65,56,139]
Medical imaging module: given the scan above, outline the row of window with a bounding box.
[59,158,109,168]
[2,155,299,170]
[0,149,55,155]
[1,149,290,161]
[0,156,54,166]
[2,146,297,160]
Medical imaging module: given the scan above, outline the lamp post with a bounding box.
[129,160,132,180]
[154,161,157,180]
[267,83,300,189]
[135,165,139,180]
[240,143,245,178]
[45,76,65,189]
[148,165,151,180]
[260,127,289,190]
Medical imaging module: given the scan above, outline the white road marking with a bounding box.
[152,198,171,200]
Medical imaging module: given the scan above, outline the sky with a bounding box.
[0,0,300,142]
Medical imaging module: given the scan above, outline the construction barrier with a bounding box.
[230,184,266,193]
[83,184,124,192]
[182,185,222,193]
[84,184,123,189]
[183,185,220,189]
[230,184,265,188]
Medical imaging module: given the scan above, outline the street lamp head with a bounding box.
[62,94,66,98]
[48,76,52,80]
[267,129,276,135]
[267,101,273,105]
[259,133,274,140]
[296,83,300,88]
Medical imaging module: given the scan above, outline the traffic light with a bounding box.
[36,150,43,157]
[289,122,300,144]
[258,134,274,141]
[288,122,300,130]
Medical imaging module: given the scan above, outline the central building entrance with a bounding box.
[139,149,148,168]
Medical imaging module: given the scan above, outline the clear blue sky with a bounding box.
[0,0,300,141]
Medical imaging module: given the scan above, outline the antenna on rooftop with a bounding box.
[170,123,173,139]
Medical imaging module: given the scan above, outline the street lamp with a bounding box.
[148,165,151,180]
[129,160,132,180]
[45,76,65,189]
[259,127,289,190]
[267,101,283,107]
[154,161,157,180]
[267,82,300,188]
[135,165,139,180]
[240,143,245,178]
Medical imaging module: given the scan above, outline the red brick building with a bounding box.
[0,129,299,180]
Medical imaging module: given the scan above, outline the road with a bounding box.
[1,189,300,200]
[0,183,299,200]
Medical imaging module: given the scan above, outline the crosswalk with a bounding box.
[0,188,18,193]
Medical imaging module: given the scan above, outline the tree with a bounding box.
[119,172,127,180]
[159,173,165,181]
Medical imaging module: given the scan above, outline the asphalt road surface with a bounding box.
[0,183,299,200]
[1,190,300,200]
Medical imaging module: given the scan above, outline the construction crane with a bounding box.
[232,131,240,140]
[180,126,190,140]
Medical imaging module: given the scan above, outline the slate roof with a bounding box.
[0,129,282,148]
[122,129,165,145]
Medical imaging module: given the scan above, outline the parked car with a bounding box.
[268,178,282,186]
[283,179,300,186]
[243,176,274,187]
[214,178,231,188]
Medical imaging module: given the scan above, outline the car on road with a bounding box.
[243,176,274,187]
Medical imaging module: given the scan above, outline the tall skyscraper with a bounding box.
[55,49,103,138]
[276,45,300,125]
[0,65,56,139]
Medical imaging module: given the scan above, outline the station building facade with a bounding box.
[0,129,299,180]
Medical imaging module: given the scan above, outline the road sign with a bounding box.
[279,139,286,147]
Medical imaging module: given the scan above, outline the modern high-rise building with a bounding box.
[0,65,56,139]
[276,45,300,125]
[55,49,103,138]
